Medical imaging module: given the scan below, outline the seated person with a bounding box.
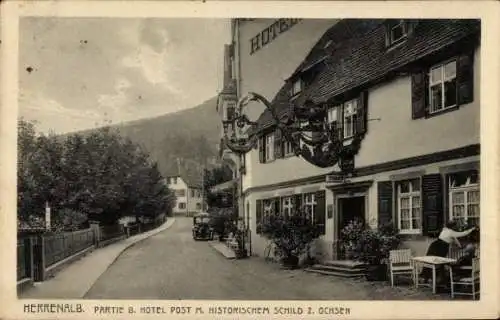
[450,243,477,278]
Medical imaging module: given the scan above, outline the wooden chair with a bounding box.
[388,249,414,287]
[449,257,480,300]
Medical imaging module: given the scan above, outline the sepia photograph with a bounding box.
[1,1,499,319]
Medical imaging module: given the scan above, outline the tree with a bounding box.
[203,164,234,210]
[17,120,175,229]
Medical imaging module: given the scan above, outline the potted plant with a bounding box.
[259,207,321,269]
[356,222,400,281]
[339,218,365,260]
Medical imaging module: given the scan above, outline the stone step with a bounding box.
[208,242,236,259]
[310,264,366,273]
[304,268,366,278]
[323,260,367,268]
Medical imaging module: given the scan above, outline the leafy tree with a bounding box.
[203,164,234,210]
[17,119,175,229]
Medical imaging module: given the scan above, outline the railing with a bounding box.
[44,228,95,267]
[99,224,125,242]
[125,223,141,237]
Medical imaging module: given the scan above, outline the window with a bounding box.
[176,189,185,197]
[190,189,195,197]
[225,103,236,121]
[327,98,359,140]
[178,202,186,209]
[282,139,294,156]
[196,203,201,210]
[290,79,303,97]
[429,60,457,114]
[281,196,293,217]
[196,190,200,198]
[449,171,480,226]
[263,199,275,218]
[343,99,358,139]
[397,178,421,234]
[264,133,275,162]
[387,20,408,46]
[303,193,317,222]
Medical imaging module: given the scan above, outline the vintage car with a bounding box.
[192,213,214,241]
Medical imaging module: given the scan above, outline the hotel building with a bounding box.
[218,19,480,261]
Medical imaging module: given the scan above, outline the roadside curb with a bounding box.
[82,218,176,298]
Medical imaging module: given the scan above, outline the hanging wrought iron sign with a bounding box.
[221,92,366,172]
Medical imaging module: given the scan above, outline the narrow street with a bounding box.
[85,218,446,300]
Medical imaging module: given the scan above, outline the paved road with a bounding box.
[85,217,447,300]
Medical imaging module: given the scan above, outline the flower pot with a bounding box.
[365,264,387,281]
[281,255,299,269]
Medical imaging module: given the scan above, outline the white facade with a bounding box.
[166,176,204,216]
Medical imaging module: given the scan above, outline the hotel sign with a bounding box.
[325,173,346,184]
[249,18,302,55]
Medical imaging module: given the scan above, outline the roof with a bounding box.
[182,173,203,188]
[165,173,202,188]
[250,19,480,135]
[209,179,237,193]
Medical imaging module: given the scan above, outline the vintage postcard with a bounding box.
[1,1,499,319]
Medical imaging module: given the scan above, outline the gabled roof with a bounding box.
[209,179,237,193]
[165,173,202,188]
[182,173,203,189]
[250,19,480,135]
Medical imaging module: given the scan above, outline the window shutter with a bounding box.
[457,52,474,106]
[356,91,368,135]
[315,190,326,235]
[329,121,338,142]
[422,174,444,237]
[274,129,283,158]
[337,106,344,140]
[411,71,428,119]
[443,174,450,223]
[377,181,394,228]
[258,137,265,163]
[256,200,262,234]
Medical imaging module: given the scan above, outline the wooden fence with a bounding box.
[17,217,166,287]
[44,229,95,267]
[99,224,125,244]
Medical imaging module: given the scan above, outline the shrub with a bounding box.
[259,207,322,260]
[340,219,400,264]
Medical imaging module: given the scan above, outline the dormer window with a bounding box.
[386,20,408,47]
[290,79,303,98]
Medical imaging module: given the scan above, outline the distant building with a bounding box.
[165,175,205,217]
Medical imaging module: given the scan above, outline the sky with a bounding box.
[19,17,230,134]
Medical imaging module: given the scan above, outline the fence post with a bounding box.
[89,221,100,247]
[40,235,47,281]
[28,237,34,280]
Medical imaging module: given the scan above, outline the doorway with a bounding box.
[338,196,365,230]
[336,196,366,259]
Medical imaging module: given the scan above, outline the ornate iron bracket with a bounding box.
[222,92,366,171]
